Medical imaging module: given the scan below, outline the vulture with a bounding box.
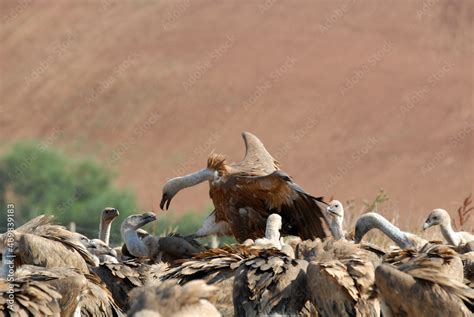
[0,215,97,274]
[127,279,221,317]
[92,260,167,311]
[0,215,124,316]
[232,213,309,316]
[162,213,294,316]
[0,265,85,317]
[162,245,259,316]
[232,248,308,317]
[88,207,120,263]
[98,207,120,245]
[423,208,474,246]
[354,212,428,250]
[80,272,124,317]
[120,212,206,263]
[376,244,474,316]
[305,200,381,317]
[160,131,330,242]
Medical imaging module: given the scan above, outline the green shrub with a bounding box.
[0,141,137,243]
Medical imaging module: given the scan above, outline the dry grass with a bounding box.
[453,193,473,231]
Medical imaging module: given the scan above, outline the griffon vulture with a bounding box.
[160,132,329,242]
[305,200,381,317]
[423,208,474,246]
[120,213,206,263]
[127,279,221,317]
[354,212,428,250]
[376,244,474,316]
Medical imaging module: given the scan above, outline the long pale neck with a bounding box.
[330,218,345,240]
[122,229,149,257]
[439,222,460,246]
[99,218,111,245]
[265,225,280,243]
[172,168,216,189]
[360,213,411,248]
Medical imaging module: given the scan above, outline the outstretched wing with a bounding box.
[224,170,330,240]
[230,132,280,176]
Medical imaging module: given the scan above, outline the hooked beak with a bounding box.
[422,222,431,231]
[326,208,339,217]
[160,194,172,210]
[144,212,157,222]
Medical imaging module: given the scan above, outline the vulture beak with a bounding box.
[422,222,431,231]
[326,206,338,216]
[160,194,172,210]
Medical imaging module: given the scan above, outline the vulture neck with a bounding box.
[439,221,460,246]
[121,227,149,257]
[99,217,112,245]
[359,213,411,249]
[265,223,281,244]
[330,217,345,240]
[170,168,216,190]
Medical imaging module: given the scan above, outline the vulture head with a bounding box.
[101,207,119,223]
[121,212,157,231]
[160,168,218,210]
[326,200,345,240]
[267,213,283,231]
[326,200,344,219]
[422,208,451,230]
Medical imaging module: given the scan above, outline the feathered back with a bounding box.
[0,267,62,316]
[128,279,220,317]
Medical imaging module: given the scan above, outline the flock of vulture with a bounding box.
[1,132,473,317]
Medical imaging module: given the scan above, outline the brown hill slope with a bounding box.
[0,0,472,228]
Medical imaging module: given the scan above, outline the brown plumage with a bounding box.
[92,260,167,311]
[160,131,329,242]
[232,248,308,317]
[0,215,97,274]
[376,244,473,316]
[127,279,221,317]
[80,272,124,317]
[295,202,384,317]
[1,266,64,317]
[306,239,380,317]
[162,245,260,316]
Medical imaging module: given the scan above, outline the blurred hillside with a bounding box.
[0,0,472,229]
